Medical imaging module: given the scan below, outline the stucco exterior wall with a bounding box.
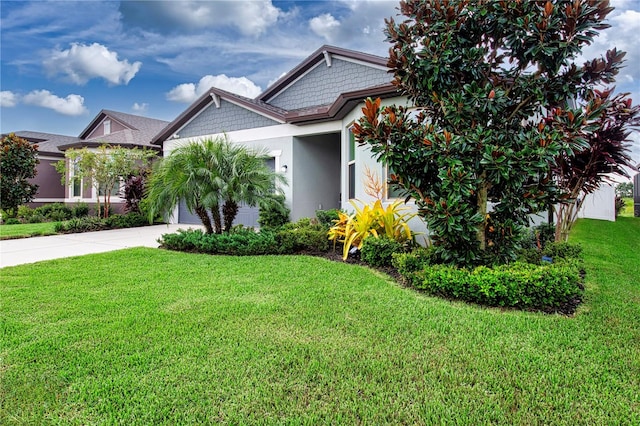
[31,157,65,201]
[291,134,341,220]
[268,58,390,110]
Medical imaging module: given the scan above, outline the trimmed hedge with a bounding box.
[360,236,405,268]
[159,218,330,256]
[413,262,583,310]
[159,228,280,256]
[55,213,150,234]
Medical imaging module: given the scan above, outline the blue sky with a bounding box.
[1,0,639,164]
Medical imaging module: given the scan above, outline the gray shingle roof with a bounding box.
[8,131,80,156]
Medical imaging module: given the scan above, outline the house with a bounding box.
[152,45,415,228]
[10,110,168,213]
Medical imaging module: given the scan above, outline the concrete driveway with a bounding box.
[0,224,202,268]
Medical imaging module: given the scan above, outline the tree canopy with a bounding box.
[0,133,39,216]
[354,0,634,266]
[56,145,156,218]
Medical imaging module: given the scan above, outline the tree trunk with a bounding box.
[210,204,222,234]
[194,205,214,234]
[222,200,239,233]
[476,178,489,250]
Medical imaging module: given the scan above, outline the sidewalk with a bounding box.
[0,224,201,268]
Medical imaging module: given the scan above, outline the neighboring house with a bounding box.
[9,110,167,213]
[6,131,78,207]
[153,45,413,228]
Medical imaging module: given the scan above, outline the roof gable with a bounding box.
[259,45,389,104]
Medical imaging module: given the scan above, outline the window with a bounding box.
[103,120,111,135]
[347,126,356,199]
[98,180,122,197]
[71,160,82,197]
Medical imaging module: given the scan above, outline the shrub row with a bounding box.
[393,243,584,311]
[415,262,583,310]
[159,218,330,256]
[54,213,149,233]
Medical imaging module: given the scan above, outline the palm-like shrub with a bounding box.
[145,137,286,234]
[328,199,416,260]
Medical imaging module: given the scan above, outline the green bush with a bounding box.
[60,217,108,233]
[71,202,89,218]
[4,218,21,225]
[316,209,342,229]
[542,242,583,261]
[159,228,281,256]
[276,218,329,253]
[258,194,290,230]
[392,247,435,286]
[16,205,34,220]
[34,203,72,220]
[414,262,583,311]
[105,213,147,229]
[523,222,556,250]
[28,214,45,224]
[360,236,405,268]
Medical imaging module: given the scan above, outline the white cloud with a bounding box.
[166,74,262,103]
[0,91,19,107]
[132,102,148,113]
[22,90,88,116]
[309,13,341,42]
[120,1,281,37]
[43,42,142,85]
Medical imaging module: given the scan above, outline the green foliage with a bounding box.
[276,218,329,253]
[315,208,342,229]
[328,199,415,260]
[27,214,45,224]
[414,262,583,311]
[355,1,628,266]
[71,202,89,218]
[145,137,286,234]
[0,133,39,215]
[57,213,149,234]
[523,222,556,250]
[615,196,626,217]
[105,213,148,229]
[615,182,633,198]
[34,203,72,221]
[360,236,405,268]
[258,193,290,230]
[159,228,280,256]
[16,205,34,220]
[59,217,108,233]
[391,247,435,286]
[4,218,21,225]
[58,145,156,218]
[518,240,583,266]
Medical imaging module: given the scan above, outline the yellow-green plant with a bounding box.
[328,199,416,260]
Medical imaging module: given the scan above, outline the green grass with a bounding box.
[1,219,639,424]
[0,222,59,239]
[621,197,634,217]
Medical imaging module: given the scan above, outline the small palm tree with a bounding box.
[218,145,287,232]
[144,136,286,234]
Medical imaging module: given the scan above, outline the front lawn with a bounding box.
[1,218,638,424]
[0,222,59,239]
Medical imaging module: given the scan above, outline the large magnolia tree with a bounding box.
[354,0,630,266]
